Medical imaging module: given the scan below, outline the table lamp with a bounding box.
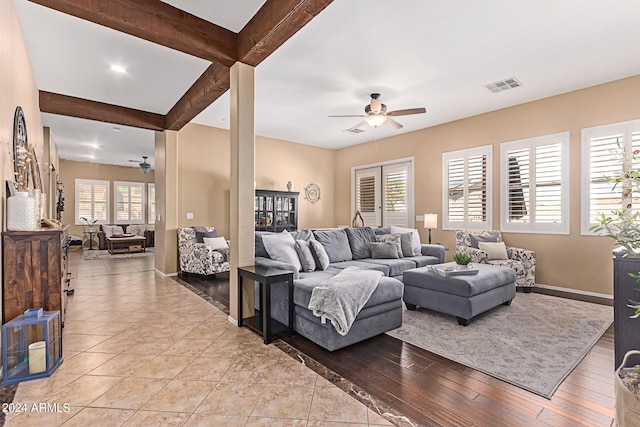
[423,213,438,244]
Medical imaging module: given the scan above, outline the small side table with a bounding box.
[237,265,294,344]
[83,231,96,250]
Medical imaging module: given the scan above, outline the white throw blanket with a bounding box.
[307,266,383,336]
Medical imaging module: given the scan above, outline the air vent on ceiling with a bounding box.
[343,128,365,134]
[484,77,523,93]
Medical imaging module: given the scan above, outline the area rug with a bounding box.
[83,248,154,260]
[386,292,612,398]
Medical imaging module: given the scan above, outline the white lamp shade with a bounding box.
[423,213,438,229]
[364,114,387,128]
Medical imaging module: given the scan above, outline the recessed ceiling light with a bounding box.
[112,127,121,132]
[110,65,127,73]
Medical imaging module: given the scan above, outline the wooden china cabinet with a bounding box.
[255,190,299,232]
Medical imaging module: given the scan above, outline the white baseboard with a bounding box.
[227,315,238,326]
[534,283,613,301]
[155,269,178,277]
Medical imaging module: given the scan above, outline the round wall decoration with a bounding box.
[304,183,321,203]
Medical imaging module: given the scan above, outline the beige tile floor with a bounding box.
[5,250,394,427]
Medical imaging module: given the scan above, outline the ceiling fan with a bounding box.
[127,156,152,174]
[329,93,426,131]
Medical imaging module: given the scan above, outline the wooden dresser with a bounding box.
[2,226,71,325]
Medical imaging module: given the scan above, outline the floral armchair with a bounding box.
[455,229,536,291]
[177,226,230,276]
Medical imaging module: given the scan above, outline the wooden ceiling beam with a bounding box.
[28,0,238,66]
[165,63,230,131]
[39,91,166,131]
[238,0,334,66]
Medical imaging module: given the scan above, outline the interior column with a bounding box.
[229,62,256,322]
[154,129,179,274]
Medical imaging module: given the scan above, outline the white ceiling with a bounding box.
[14,0,640,169]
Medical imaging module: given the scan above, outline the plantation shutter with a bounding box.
[535,143,563,223]
[75,179,109,223]
[443,146,492,230]
[382,162,410,227]
[355,168,380,227]
[115,181,145,223]
[467,154,488,224]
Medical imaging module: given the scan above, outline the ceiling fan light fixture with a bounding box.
[365,114,387,128]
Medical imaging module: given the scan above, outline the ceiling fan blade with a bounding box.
[329,114,365,118]
[387,107,426,117]
[384,117,403,129]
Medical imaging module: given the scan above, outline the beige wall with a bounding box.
[59,160,155,242]
[335,75,640,296]
[175,123,336,238]
[0,0,51,322]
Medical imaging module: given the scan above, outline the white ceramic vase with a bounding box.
[7,192,36,230]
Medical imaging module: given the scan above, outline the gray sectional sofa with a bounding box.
[254,226,445,351]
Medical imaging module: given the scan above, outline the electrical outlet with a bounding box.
[186,212,194,220]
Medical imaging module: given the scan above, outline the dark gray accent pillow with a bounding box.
[470,233,499,249]
[196,230,218,243]
[295,240,316,272]
[312,229,353,263]
[376,234,403,258]
[369,242,400,259]
[309,240,330,270]
[255,231,274,258]
[373,227,391,235]
[345,227,377,259]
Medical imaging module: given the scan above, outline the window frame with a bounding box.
[581,119,640,235]
[113,181,146,224]
[499,131,570,234]
[75,179,110,225]
[442,145,493,231]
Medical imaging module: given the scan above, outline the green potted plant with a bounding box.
[452,251,472,269]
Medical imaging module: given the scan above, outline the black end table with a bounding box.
[237,265,294,344]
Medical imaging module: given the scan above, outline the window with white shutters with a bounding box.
[582,120,640,234]
[442,146,492,230]
[114,181,145,223]
[148,183,156,224]
[353,159,413,228]
[500,132,569,234]
[75,179,109,224]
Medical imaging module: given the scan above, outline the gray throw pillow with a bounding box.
[398,233,415,257]
[345,227,377,259]
[196,230,218,243]
[470,233,499,249]
[262,230,302,272]
[255,231,274,258]
[390,225,422,256]
[295,240,316,272]
[375,234,403,258]
[369,242,400,259]
[312,229,353,263]
[309,240,330,271]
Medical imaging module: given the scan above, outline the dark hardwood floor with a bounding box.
[178,274,616,427]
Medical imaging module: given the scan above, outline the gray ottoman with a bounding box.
[402,263,516,326]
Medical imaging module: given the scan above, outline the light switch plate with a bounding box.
[186,212,194,220]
